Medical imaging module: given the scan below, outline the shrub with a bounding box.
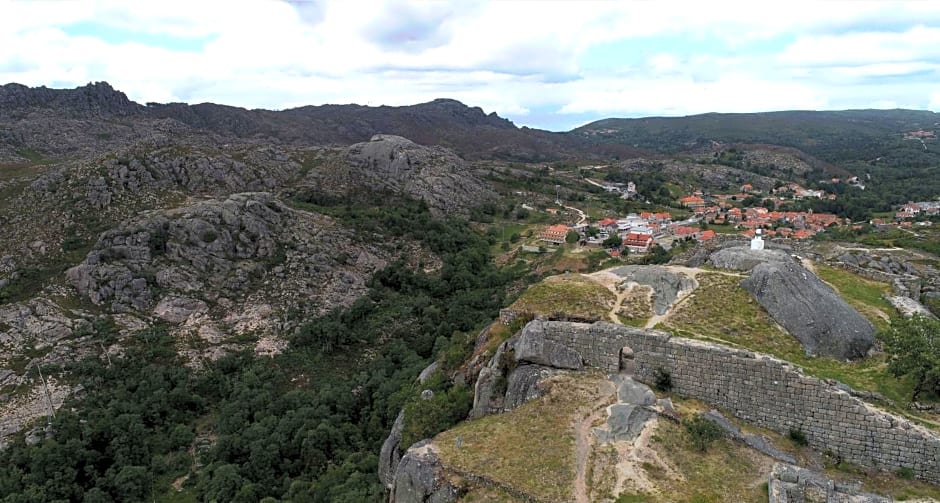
[653,367,672,392]
[789,428,808,446]
[896,467,915,479]
[684,414,724,452]
[400,383,473,448]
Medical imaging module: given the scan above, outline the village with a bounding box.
[537,180,851,254]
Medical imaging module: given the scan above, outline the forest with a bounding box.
[0,197,522,502]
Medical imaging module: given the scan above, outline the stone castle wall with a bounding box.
[522,320,940,484]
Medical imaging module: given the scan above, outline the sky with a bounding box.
[3,0,940,131]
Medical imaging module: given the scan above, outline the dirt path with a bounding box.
[573,380,616,503]
[589,266,745,330]
[611,416,680,496]
[562,204,588,226]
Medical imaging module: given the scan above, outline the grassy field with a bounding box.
[663,273,794,355]
[814,264,893,330]
[436,373,604,502]
[642,419,771,503]
[507,274,615,321]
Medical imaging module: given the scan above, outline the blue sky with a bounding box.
[3,0,940,131]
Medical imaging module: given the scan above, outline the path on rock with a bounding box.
[562,204,588,226]
[590,266,746,329]
[573,379,616,503]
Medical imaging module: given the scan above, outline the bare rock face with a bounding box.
[708,246,791,271]
[65,192,385,339]
[503,364,562,411]
[741,260,875,360]
[390,441,457,503]
[513,322,584,370]
[340,135,495,215]
[379,410,406,490]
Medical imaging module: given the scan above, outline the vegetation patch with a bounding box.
[664,273,789,353]
[645,407,770,502]
[436,373,604,502]
[617,285,654,326]
[823,459,940,501]
[815,264,893,329]
[507,274,615,321]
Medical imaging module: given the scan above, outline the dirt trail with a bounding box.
[562,204,588,226]
[573,379,616,503]
[611,417,681,496]
[588,266,745,330]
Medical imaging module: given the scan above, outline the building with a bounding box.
[539,224,570,244]
[623,232,654,253]
[750,228,765,250]
[680,195,706,209]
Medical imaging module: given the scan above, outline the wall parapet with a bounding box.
[520,320,940,485]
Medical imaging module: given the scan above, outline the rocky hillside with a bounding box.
[301,134,496,215]
[0,111,497,458]
[0,82,643,163]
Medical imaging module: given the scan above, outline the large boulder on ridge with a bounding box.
[741,260,875,360]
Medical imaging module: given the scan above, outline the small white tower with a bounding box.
[750,228,765,251]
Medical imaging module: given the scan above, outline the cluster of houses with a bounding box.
[539,211,715,254]
[679,185,845,239]
[680,183,834,211]
[895,201,940,220]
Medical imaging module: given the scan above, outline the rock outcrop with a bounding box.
[741,260,875,360]
[608,265,697,315]
[338,135,495,215]
[390,441,457,503]
[63,192,385,351]
[503,364,562,411]
[513,321,584,370]
[708,246,791,271]
[594,377,656,443]
[379,410,406,490]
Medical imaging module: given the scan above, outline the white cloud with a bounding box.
[2,0,940,129]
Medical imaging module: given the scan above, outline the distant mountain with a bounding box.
[574,109,940,164]
[0,82,642,162]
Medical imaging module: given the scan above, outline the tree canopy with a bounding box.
[880,315,940,402]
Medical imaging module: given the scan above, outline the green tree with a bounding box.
[881,315,940,401]
[565,230,580,244]
[602,234,623,248]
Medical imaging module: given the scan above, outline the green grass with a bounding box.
[15,148,49,165]
[436,373,603,502]
[704,223,737,234]
[508,274,614,321]
[814,264,893,330]
[823,460,940,501]
[618,397,783,503]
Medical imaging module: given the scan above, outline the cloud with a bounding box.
[2,0,940,130]
[361,1,466,53]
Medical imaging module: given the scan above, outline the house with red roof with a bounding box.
[624,232,654,253]
[539,224,570,244]
[697,230,716,242]
[679,195,706,209]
